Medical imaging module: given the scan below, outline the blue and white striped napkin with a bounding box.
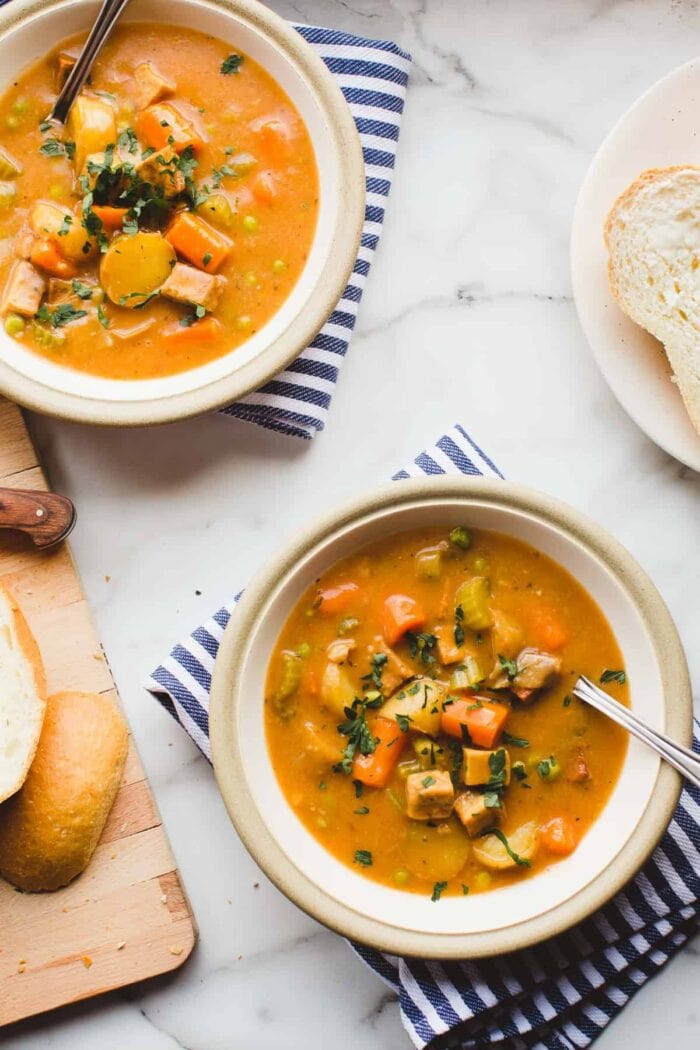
[147,425,699,1050]
[221,25,411,439]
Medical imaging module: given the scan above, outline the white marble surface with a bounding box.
[5,0,700,1047]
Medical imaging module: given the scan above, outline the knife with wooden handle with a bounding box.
[0,487,76,548]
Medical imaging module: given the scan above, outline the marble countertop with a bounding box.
[5,0,700,1047]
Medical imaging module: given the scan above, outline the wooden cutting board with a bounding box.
[0,399,196,1027]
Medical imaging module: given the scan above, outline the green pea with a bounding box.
[49,183,65,200]
[5,115,19,130]
[4,313,25,336]
[12,98,29,115]
[242,214,258,233]
[393,869,410,885]
[272,258,286,273]
[236,315,251,330]
[295,642,311,659]
[474,556,489,573]
[245,271,257,285]
[316,816,328,830]
[475,871,492,890]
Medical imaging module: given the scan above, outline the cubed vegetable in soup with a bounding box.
[0,22,318,379]
[265,526,629,898]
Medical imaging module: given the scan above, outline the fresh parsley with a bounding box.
[117,127,139,154]
[334,694,382,774]
[512,760,528,782]
[39,137,75,159]
[461,884,470,895]
[600,669,626,685]
[361,652,388,693]
[395,713,412,733]
[498,654,518,681]
[354,806,370,815]
[97,304,109,329]
[220,53,244,75]
[536,756,560,781]
[203,251,212,267]
[421,775,436,788]
[502,731,529,748]
[449,526,471,550]
[71,280,93,300]
[431,880,448,902]
[487,748,508,790]
[36,303,88,328]
[454,604,465,647]
[57,214,72,237]
[562,694,573,708]
[483,791,502,809]
[405,631,437,666]
[353,779,364,799]
[353,849,373,867]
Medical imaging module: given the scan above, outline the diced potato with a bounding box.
[133,61,176,110]
[0,181,15,210]
[463,746,511,787]
[301,720,342,766]
[405,770,454,821]
[1,260,46,316]
[412,736,445,770]
[400,821,471,882]
[0,146,22,179]
[455,577,493,631]
[472,821,538,870]
[67,94,117,173]
[490,609,525,659]
[30,201,96,262]
[100,232,176,307]
[197,193,234,228]
[160,262,226,312]
[415,545,445,579]
[454,790,503,837]
[319,661,356,717]
[380,678,445,736]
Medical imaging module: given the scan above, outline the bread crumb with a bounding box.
[117,941,126,951]
[18,958,26,964]
[169,945,183,956]
[105,575,111,583]
[81,955,93,968]
[17,963,26,974]
[160,894,168,904]
[111,851,117,860]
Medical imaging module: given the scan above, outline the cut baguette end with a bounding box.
[605,165,700,434]
[0,583,46,804]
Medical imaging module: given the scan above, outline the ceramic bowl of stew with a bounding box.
[0,0,364,424]
[210,477,691,958]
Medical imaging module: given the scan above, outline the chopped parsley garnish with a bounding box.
[421,775,436,788]
[449,526,472,549]
[487,748,508,790]
[119,290,160,309]
[97,304,109,329]
[406,631,437,665]
[39,137,75,159]
[353,779,364,799]
[484,829,531,868]
[447,739,463,785]
[203,251,212,267]
[431,880,448,902]
[318,779,327,791]
[536,756,559,781]
[39,118,52,133]
[462,884,470,895]
[354,806,370,815]
[562,694,573,707]
[117,127,139,154]
[498,654,518,681]
[512,760,528,782]
[483,791,502,808]
[36,303,88,328]
[502,731,529,748]
[353,849,372,867]
[395,713,412,733]
[71,279,93,300]
[122,213,139,236]
[334,694,382,774]
[211,164,236,188]
[600,669,626,685]
[220,53,244,75]
[57,214,72,237]
[361,651,388,692]
[454,604,465,647]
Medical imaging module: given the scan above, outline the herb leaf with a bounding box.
[220,53,244,75]
[71,279,94,300]
[600,669,626,685]
[484,828,531,868]
[36,303,88,328]
[502,731,529,748]
[354,849,373,867]
[454,604,465,647]
[334,694,382,775]
[498,654,518,681]
[431,880,448,902]
[354,806,370,816]
[405,631,438,666]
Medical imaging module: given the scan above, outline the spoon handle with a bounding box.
[0,488,76,549]
[50,0,131,124]
[574,675,700,790]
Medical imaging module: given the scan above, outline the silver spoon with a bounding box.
[574,675,700,790]
[50,0,130,125]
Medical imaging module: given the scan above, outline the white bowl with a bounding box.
[0,0,365,425]
[210,477,691,958]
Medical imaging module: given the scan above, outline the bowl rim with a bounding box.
[210,476,691,959]
[0,0,365,426]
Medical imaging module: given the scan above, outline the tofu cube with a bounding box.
[463,747,511,787]
[133,147,185,198]
[133,62,176,110]
[160,263,226,312]
[405,769,454,821]
[1,260,46,317]
[454,790,503,837]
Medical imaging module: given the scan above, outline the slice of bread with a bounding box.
[0,691,128,891]
[0,583,46,803]
[605,165,700,434]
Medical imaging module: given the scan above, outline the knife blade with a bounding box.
[0,487,76,548]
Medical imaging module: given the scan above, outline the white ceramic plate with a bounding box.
[571,58,700,471]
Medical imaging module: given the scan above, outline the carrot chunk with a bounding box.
[91,205,128,231]
[441,698,509,748]
[29,239,77,279]
[162,315,222,349]
[382,594,426,646]
[316,582,360,615]
[165,212,232,273]
[352,716,406,788]
[136,103,203,153]
[539,816,578,856]
[529,607,569,651]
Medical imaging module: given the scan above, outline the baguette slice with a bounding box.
[0,583,46,803]
[0,691,128,891]
[605,165,700,434]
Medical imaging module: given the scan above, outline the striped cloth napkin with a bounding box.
[221,25,411,439]
[147,425,700,1050]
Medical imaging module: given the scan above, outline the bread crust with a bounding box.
[0,690,128,891]
[0,582,47,803]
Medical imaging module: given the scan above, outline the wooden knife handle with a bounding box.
[0,487,76,548]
